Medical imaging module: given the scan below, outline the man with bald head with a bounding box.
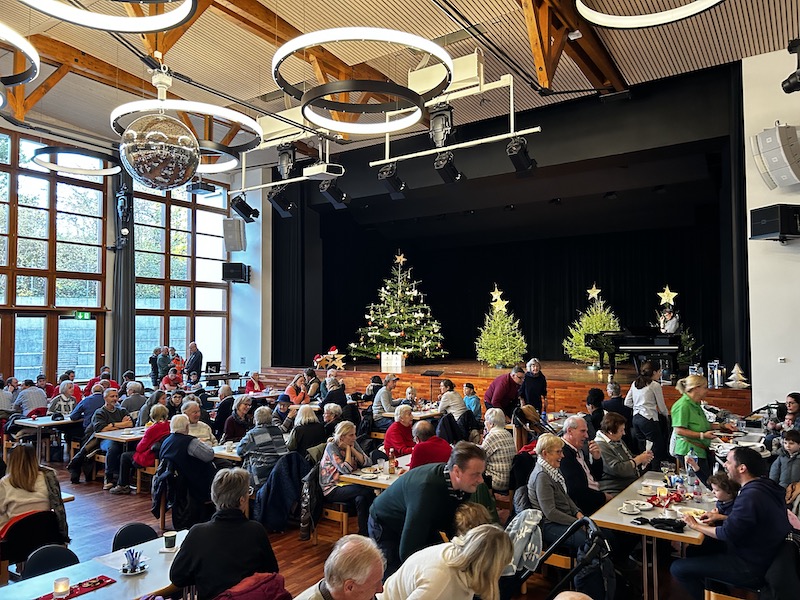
[408,420,451,468]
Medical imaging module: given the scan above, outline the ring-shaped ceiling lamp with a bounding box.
[0,21,41,87]
[197,140,239,174]
[273,27,454,101]
[32,146,121,176]
[110,99,264,173]
[0,82,6,111]
[18,0,197,33]
[301,80,424,135]
[575,0,725,29]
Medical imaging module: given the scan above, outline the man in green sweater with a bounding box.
[368,441,486,577]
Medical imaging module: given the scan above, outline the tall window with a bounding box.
[133,182,229,376]
[0,129,107,379]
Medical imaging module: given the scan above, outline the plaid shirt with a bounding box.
[481,426,516,491]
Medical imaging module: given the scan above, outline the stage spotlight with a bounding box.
[266,185,293,219]
[276,143,296,179]
[506,137,536,172]
[434,151,465,183]
[319,178,349,209]
[231,195,260,222]
[378,162,407,200]
[429,103,454,148]
[782,39,800,93]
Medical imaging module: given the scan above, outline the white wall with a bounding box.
[742,49,800,407]
[229,167,273,373]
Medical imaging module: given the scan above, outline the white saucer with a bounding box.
[632,500,654,511]
[637,489,654,496]
[618,507,641,515]
[360,473,378,480]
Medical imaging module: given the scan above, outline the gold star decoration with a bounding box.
[658,285,678,306]
[395,252,407,265]
[587,283,601,301]
[490,285,508,312]
[490,284,503,302]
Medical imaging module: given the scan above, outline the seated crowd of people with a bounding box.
[0,357,798,600]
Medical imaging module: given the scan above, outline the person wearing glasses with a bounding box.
[519,358,548,415]
[483,366,525,419]
[223,396,253,443]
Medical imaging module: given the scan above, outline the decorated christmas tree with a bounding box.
[349,253,446,360]
[475,285,527,367]
[563,284,624,365]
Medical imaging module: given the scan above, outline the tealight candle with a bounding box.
[53,577,70,598]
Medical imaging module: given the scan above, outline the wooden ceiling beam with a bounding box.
[22,63,70,117]
[161,0,215,56]
[516,0,627,92]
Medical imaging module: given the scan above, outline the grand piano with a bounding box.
[585,326,682,375]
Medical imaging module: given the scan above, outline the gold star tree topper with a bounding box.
[490,285,508,312]
[658,285,678,305]
[395,252,407,265]
[587,283,601,301]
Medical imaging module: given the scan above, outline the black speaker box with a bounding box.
[222,262,250,283]
[750,204,800,241]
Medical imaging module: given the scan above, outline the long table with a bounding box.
[14,416,82,461]
[381,409,441,420]
[339,454,412,490]
[3,530,189,599]
[93,427,147,443]
[590,472,715,600]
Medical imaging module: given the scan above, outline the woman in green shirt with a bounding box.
[672,375,735,483]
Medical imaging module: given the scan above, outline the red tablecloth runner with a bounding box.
[35,575,116,600]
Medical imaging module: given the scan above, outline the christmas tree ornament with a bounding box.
[725,363,750,389]
[658,285,678,305]
[587,283,601,301]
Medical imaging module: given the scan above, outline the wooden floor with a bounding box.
[9,459,690,599]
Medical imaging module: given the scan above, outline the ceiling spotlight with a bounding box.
[548,197,562,205]
[603,191,618,201]
[378,163,407,200]
[267,185,294,218]
[504,204,515,211]
[429,103,454,148]
[277,143,296,180]
[506,137,536,173]
[319,179,349,210]
[434,151,465,184]
[231,195,260,223]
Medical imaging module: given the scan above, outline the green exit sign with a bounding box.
[74,311,91,320]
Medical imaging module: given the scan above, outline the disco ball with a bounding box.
[119,114,200,191]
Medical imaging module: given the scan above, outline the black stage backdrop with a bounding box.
[316,206,723,364]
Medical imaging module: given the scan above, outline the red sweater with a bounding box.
[484,373,520,415]
[133,421,171,467]
[245,379,263,394]
[384,422,415,456]
[409,436,452,468]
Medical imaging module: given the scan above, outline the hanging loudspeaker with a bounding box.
[223,218,247,252]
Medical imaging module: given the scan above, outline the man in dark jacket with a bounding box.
[560,415,609,515]
[170,467,279,599]
[671,447,791,600]
[159,414,216,503]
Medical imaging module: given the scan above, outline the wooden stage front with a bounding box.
[261,359,753,415]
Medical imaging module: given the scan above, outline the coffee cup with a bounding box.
[663,508,678,519]
[225,441,234,452]
[640,485,653,495]
[163,531,177,549]
[622,500,638,513]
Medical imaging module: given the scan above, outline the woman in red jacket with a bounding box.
[110,404,170,495]
[384,404,416,457]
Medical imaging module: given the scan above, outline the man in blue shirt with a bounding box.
[70,383,106,431]
[671,447,791,599]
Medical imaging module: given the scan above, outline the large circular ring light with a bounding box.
[301,80,424,135]
[33,146,121,176]
[0,22,41,87]
[110,99,263,173]
[273,27,454,102]
[18,0,198,34]
[575,0,725,29]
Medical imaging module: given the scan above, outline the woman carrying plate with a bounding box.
[671,375,735,484]
[319,420,373,535]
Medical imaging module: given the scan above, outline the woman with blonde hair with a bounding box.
[285,373,309,405]
[286,404,326,455]
[379,523,512,600]
[0,444,69,541]
[672,374,735,484]
[319,421,373,535]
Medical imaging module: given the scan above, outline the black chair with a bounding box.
[112,522,159,551]
[21,544,79,579]
[0,511,65,584]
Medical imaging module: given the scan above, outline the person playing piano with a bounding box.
[659,306,680,334]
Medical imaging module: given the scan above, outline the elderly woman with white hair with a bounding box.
[159,414,216,504]
[322,377,347,408]
[287,404,327,455]
[520,358,548,414]
[384,404,416,457]
[236,406,289,489]
[222,395,253,443]
[319,421,374,535]
[480,408,516,492]
[182,399,218,446]
[323,403,343,437]
[170,468,279,600]
[378,524,513,600]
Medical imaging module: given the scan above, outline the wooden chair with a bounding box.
[318,502,351,541]
[92,452,106,481]
[136,460,159,495]
[369,431,385,440]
